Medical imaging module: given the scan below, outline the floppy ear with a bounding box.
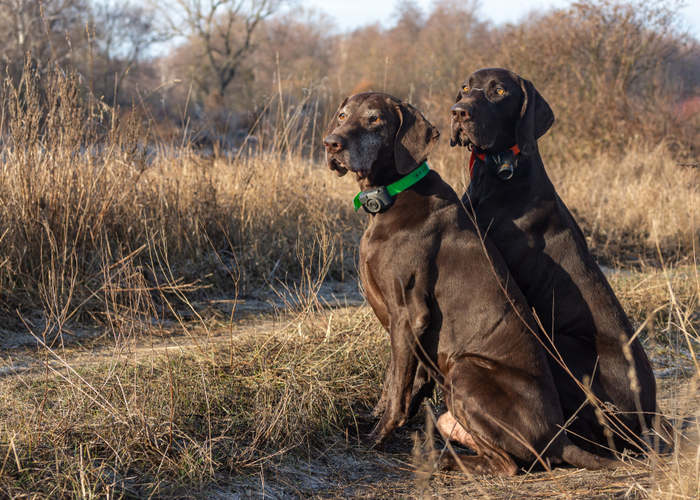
[449,90,463,147]
[393,101,440,174]
[323,97,349,137]
[515,78,555,156]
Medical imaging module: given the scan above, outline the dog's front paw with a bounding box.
[361,431,386,451]
[369,400,386,419]
[354,400,384,421]
[363,421,395,450]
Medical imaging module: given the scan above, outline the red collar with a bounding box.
[468,144,520,179]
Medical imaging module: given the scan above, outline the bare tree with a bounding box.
[154,0,287,102]
[90,1,167,104]
[0,0,86,76]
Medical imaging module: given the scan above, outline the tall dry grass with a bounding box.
[0,63,361,331]
[0,54,698,330]
[0,43,698,498]
[547,143,700,265]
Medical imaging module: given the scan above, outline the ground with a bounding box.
[0,275,698,499]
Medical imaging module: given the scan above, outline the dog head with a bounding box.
[323,93,439,183]
[450,68,554,156]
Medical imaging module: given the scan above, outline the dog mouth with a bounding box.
[450,124,494,151]
[326,154,371,179]
[450,124,472,148]
[327,156,349,177]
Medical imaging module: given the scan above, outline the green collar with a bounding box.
[353,162,430,212]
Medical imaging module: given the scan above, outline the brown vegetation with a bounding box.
[157,0,700,158]
[0,261,698,498]
[0,0,698,498]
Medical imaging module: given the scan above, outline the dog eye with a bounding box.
[339,113,346,121]
[462,85,469,92]
[495,88,505,95]
[369,116,379,123]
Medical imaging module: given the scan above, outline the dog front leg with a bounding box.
[372,336,433,421]
[370,354,394,418]
[372,339,433,421]
[366,306,429,448]
[372,349,431,421]
[360,262,393,419]
[408,365,435,418]
[366,340,417,448]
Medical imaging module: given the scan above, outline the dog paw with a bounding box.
[362,427,390,450]
[360,433,382,450]
[368,404,385,420]
[355,403,383,421]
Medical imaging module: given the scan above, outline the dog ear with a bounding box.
[515,78,555,156]
[394,101,440,174]
[323,97,349,137]
[450,90,463,147]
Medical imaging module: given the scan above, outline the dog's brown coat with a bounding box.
[323,92,619,474]
[450,68,657,453]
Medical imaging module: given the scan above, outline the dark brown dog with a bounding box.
[322,92,620,475]
[449,68,658,454]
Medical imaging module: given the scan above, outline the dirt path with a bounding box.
[0,279,365,378]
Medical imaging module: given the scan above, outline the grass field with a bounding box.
[0,66,699,499]
[0,266,698,498]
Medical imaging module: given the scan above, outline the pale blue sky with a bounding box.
[297,0,700,38]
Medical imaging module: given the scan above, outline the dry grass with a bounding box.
[0,266,698,498]
[547,144,700,265]
[0,58,699,498]
[0,61,697,327]
[0,64,362,331]
[0,308,386,497]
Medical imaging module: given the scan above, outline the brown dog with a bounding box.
[322,92,620,474]
[449,68,658,454]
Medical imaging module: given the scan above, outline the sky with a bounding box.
[297,0,700,38]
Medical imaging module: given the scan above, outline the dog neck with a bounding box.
[469,144,521,180]
[353,162,430,213]
[356,157,404,192]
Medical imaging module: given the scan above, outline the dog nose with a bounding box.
[451,102,473,122]
[323,134,345,153]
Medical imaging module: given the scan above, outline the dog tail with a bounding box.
[559,441,622,470]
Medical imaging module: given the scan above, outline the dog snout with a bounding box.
[323,134,346,154]
[451,102,473,123]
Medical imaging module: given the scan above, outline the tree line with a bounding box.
[2,0,699,156]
